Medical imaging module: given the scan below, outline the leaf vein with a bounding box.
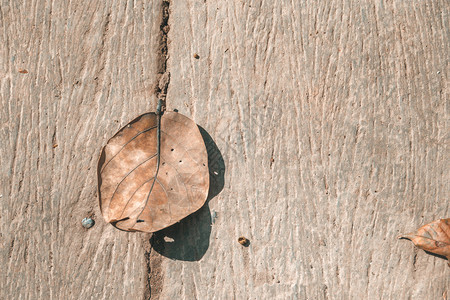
[100,125,157,173]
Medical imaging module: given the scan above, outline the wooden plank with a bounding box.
[0,0,161,298]
[156,0,449,299]
[2,0,449,299]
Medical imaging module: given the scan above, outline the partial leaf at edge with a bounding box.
[399,218,450,263]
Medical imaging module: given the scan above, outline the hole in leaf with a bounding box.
[111,217,129,226]
[164,236,175,242]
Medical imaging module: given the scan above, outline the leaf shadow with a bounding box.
[150,125,225,261]
[424,251,449,262]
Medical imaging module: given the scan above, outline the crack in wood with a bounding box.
[145,1,171,299]
[155,0,171,105]
[144,235,164,300]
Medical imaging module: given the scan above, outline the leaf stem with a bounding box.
[135,100,164,224]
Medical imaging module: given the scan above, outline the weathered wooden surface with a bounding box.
[1,1,161,299]
[161,0,449,299]
[1,0,449,299]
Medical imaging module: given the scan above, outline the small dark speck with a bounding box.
[193,53,200,59]
[238,236,250,247]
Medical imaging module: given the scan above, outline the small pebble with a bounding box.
[81,217,95,229]
[211,211,218,223]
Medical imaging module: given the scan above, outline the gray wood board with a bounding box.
[160,0,449,299]
[1,0,449,299]
[1,0,161,299]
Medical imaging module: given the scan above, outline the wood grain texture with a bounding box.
[1,0,449,299]
[0,0,161,299]
[160,0,449,299]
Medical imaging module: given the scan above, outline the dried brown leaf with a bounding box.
[97,111,209,232]
[399,218,450,263]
